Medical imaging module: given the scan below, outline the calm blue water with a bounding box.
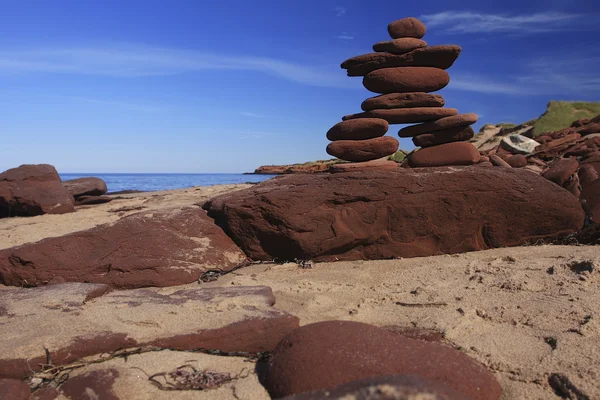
[59,173,276,193]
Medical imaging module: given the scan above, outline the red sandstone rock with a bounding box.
[361,92,445,111]
[343,108,458,124]
[280,375,465,400]
[399,114,478,137]
[60,369,120,400]
[203,168,584,262]
[408,142,480,167]
[388,17,427,38]
[261,321,501,399]
[0,379,30,400]
[373,38,427,54]
[329,160,398,173]
[363,67,450,94]
[62,177,108,198]
[413,126,474,148]
[0,283,299,379]
[505,154,527,168]
[579,164,599,187]
[490,155,512,168]
[326,137,399,162]
[564,174,581,198]
[0,208,247,288]
[0,164,75,218]
[327,118,388,141]
[75,195,113,206]
[543,158,580,186]
[578,123,600,135]
[342,46,462,76]
[582,179,600,222]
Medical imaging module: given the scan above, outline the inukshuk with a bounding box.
[326,17,480,168]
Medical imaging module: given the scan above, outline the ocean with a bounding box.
[59,173,276,193]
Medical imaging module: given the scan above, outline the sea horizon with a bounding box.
[59,172,276,193]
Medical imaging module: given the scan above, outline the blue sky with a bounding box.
[1,0,599,173]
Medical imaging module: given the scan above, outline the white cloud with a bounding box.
[420,11,585,34]
[336,33,354,40]
[240,111,264,118]
[0,45,353,89]
[334,6,346,17]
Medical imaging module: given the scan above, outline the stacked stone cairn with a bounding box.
[326,17,481,168]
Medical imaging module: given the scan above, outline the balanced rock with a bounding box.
[399,113,479,137]
[0,208,247,288]
[343,107,458,124]
[373,38,427,54]
[327,118,388,141]
[500,135,540,155]
[0,164,75,218]
[281,375,466,400]
[326,137,399,162]
[261,321,501,399]
[543,158,580,186]
[363,67,450,94]
[413,126,475,148]
[362,92,445,111]
[62,177,108,198]
[342,46,462,76]
[408,142,480,167]
[387,17,427,39]
[203,168,584,262]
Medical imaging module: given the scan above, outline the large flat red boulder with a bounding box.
[326,137,399,162]
[342,46,462,76]
[62,177,108,198]
[399,114,478,137]
[203,168,584,262]
[0,208,247,288]
[0,283,299,379]
[0,164,75,218]
[261,321,501,400]
[343,108,458,124]
[363,67,450,94]
[413,126,474,148]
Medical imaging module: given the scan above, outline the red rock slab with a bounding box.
[0,208,247,289]
[281,375,465,400]
[261,321,501,400]
[343,108,458,125]
[399,114,478,137]
[542,158,580,186]
[578,123,600,135]
[373,38,427,54]
[342,46,462,76]
[579,164,599,187]
[387,17,427,38]
[203,168,584,262]
[489,155,512,168]
[505,155,527,168]
[0,164,75,218]
[326,137,399,162]
[326,118,388,141]
[582,179,600,222]
[75,195,113,206]
[0,378,31,400]
[408,142,480,167]
[363,67,450,94]
[413,126,474,148]
[564,174,581,198]
[0,283,299,379]
[61,369,120,400]
[62,177,108,198]
[329,160,398,173]
[362,92,445,111]
[533,134,581,155]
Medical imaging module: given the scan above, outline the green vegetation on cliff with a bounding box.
[532,101,600,136]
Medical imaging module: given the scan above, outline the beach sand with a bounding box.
[1,184,598,399]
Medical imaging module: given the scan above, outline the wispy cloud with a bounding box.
[334,6,346,17]
[420,11,586,34]
[240,111,264,118]
[449,54,600,95]
[0,45,352,89]
[335,32,354,40]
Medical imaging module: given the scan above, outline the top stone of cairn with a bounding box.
[387,17,427,39]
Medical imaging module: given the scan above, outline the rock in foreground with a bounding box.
[0,164,75,218]
[261,321,501,399]
[204,168,584,262]
[0,208,247,288]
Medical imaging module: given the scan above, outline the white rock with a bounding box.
[501,135,540,155]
